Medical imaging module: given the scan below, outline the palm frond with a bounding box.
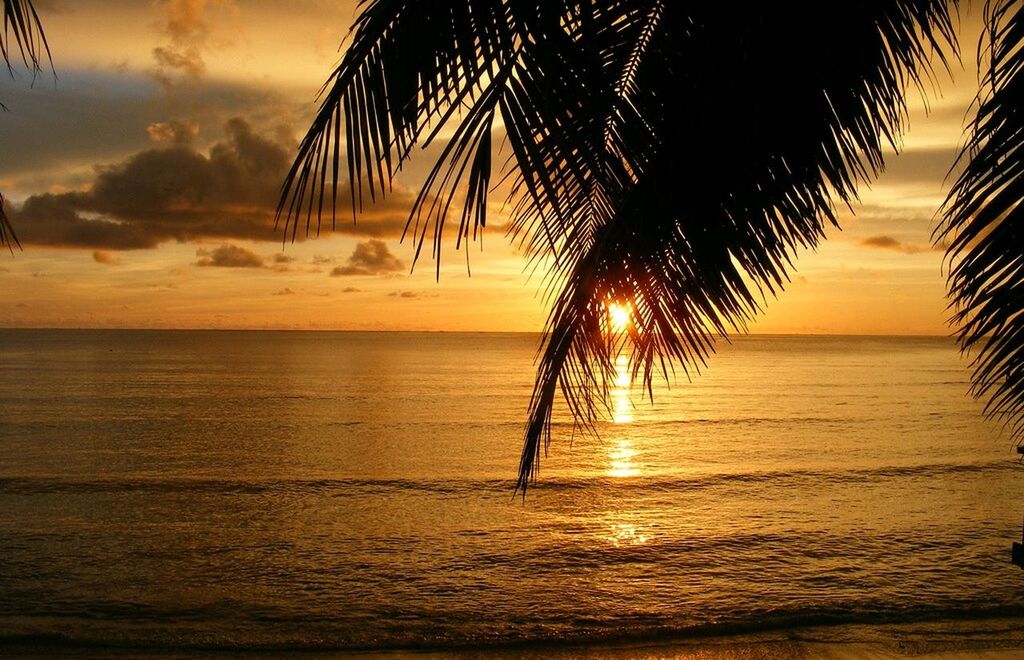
[2,0,50,248]
[2,0,50,79]
[0,192,18,250]
[940,0,1024,438]
[277,0,526,254]
[281,1,958,492]
[516,1,958,492]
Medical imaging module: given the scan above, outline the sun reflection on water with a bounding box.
[606,523,650,547]
[611,355,633,423]
[600,355,652,546]
[607,355,641,478]
[608,439,640,478]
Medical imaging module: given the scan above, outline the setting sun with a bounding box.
[607,302,631,333]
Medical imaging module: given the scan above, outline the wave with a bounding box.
[0,460,1014,496]
[1,604,1022,654]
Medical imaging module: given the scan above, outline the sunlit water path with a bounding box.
[1,330,1022,653]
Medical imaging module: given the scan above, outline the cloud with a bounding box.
[92,250,121,266]
[860,235,941,255]
[272,287,296,296]
[0,70,309,186]
[10,117,414,250]
[150,0,239,87]
[880,147,961,186]
[195,243,264,267]
[147,120,199,144]
[329,240,405,276]
[861,235,901,249]
[272,253,296,264]
[30,1,68,12]
[152,46,206,81]
[341,286,360,293]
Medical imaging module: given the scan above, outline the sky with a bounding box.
[0,1,986,333]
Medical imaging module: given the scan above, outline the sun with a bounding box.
[606,302,631,333]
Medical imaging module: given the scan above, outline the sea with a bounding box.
[1,330,1023,656]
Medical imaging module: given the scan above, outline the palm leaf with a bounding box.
[0,192,18,250]
[940,0,1024,438]
[516,1,957,491]
[277,0,527,254]
[1,0,50,80]
[280,1,958,492]
[2,0,50,248]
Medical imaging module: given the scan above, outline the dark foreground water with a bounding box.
[1,330,1023,654]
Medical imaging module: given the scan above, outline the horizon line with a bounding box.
[0,326,955,339]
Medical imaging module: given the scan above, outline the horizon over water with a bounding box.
[0,327,955,336]
[2,330,1024,655]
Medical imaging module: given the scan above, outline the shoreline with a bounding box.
[6,618,1024,658]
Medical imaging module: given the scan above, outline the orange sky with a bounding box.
[0,1,986,333]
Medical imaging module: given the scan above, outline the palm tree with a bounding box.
[940,1,1024,440]
[281,0,996,491]
[1,0,50,249]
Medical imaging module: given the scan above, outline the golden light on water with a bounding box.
[608,439,640,477]
[612,356,633,421]
[604,355,650,547]
[606,523,650,547]
[608,355,641,477]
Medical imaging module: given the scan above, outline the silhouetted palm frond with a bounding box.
[279,0,664,269]
[941,0,1024,438]
[279,0,515,257]
[2,0,50,249]
[1,0,50,80]
[0,192,17,250]
[280,1,958,492]
[518,2,958,491]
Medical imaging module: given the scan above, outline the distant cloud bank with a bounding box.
[10,118,413,251]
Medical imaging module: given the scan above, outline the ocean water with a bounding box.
[1,329,1023,654]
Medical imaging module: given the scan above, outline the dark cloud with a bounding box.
[92,250,121,266]
[272,253,296,264]
[329,240,405,276]
[388,290,428,299]
[147,120,199,144]
[10,118,413,250]
[195,243,264,267]
[860,235,940,255]
[862,235,901,249]
[152,45,205,83]
[0,71,299,183]
[273,287,296,296]
[341,286,361,293]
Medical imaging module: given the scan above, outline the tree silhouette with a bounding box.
[1,0,50,249]
[284,0,1020,491]
[941,1,1024,441]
